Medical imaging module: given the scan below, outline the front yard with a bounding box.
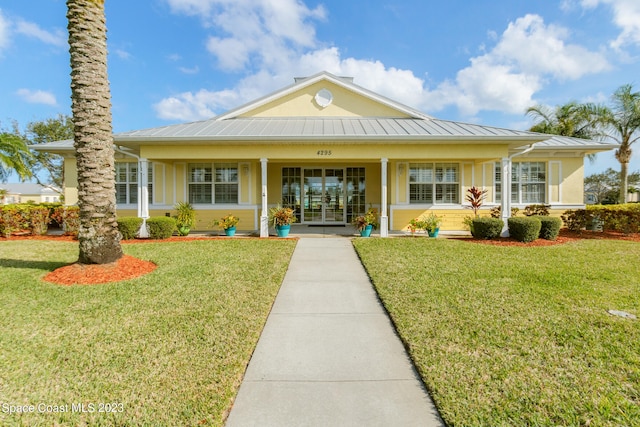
[353,237,640,427]
[0,239,296,426]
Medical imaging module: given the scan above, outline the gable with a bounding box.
[239,80,413,119]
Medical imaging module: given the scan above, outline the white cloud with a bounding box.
[167,0,325,71]
[579,0,640,49]
[0,9,11,52]
[16,89,57,106]
[113,49,132,60]
[421,14,610,116]
[179,65,200,74]
[156,4,611,122]
[15,19,65,47]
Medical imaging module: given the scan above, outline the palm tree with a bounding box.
[67,0,122,264]
[0,132,32,182]
[526,101,606,139]
[601,84,640,203]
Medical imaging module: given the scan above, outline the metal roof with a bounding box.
[114,117,546,142]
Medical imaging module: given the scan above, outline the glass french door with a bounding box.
[303,168,345,224]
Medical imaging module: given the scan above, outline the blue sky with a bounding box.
[1,0,639,181]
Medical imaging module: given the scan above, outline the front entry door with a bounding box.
[303,168,345,224]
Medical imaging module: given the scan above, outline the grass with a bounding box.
[353,238,640,427]
[0,238,296,426]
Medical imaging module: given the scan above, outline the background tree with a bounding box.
[584,168,640,204]
[526,101,606,139]
[0,132,32,182]
[25,114,73,190]
[67,0,122,264]
[599,84,640,204]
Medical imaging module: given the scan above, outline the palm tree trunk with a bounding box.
[67,0,122,264]
[619,161,629,204]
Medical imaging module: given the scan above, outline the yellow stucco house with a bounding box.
[38,71,616,236]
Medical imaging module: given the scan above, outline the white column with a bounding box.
[500,157,511,237]
[380,158,389,237]
[260,158,269,238]
[137,158,150,238]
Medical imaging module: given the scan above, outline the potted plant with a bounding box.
[408,217,427,237]
[174,201,196,236]
[212,213,240,237]
[352,207,379,237]
[268,205,297,238]
[424,212,442,237]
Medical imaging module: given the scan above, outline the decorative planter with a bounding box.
[360,224,373,237]
[178,226,190,236]
[224,226,236,237]
[428,227,440,238]
[275,224,291,238]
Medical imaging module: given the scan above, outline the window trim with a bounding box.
[115,162,153,206]
[408,162,460,205]
[495,161,547,205]
[187,162,239,205]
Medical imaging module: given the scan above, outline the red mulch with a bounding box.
[458,229,640,247]
[43,255,157,286]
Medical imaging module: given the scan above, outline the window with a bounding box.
[188,163,238,204]
[409,163,459,204]
[115,162,153,204]
[495,162,546,204]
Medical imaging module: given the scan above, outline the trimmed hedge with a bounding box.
[117,217,143,240]
[0,204,50,237]
[146,216,176,239]
[538,216,561,240]
[562,204,640,234]
[471,217,503,239]
[508,217,541,243]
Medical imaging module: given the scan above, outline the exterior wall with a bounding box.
[241,81,411,118]
[118,208,258,231]
[64,158,79,205]
[63,144,590,232]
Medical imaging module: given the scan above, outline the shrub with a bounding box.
[0,204,50,237]
[471,217,503,239]
[62,206,80,236]
[490,206,520,218]
[538,216,561,240]
[146,216,176,239]
[28,206,50,235]
[561,209,588,232]
[562,205,640,234]
[508,217,541,243]
[117,217,143,240]
[523,204,550,217]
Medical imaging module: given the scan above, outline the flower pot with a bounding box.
[428,227,440,238]
[275,224,291,238]
[224,226,236,237]
[178,226,190,236]
[360,224,373,237]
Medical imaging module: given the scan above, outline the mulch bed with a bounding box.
[458,229,640,247]
[42,255,157,286]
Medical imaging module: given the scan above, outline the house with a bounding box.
[0,183,62,205]
[34,71,617,236]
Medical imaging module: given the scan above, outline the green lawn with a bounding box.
[353,238,640,427]
[0,239,296,426]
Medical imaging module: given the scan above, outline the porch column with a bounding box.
[137,158,150,238]
[380,158,389,237]
[500,157,511,237]
[260,158,269,238]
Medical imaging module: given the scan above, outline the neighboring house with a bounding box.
[33,71,617,236]
[0,183,62,205]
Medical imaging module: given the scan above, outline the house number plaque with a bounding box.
[316,150,332,156]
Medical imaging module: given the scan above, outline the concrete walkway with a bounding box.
[225,238,443,427]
